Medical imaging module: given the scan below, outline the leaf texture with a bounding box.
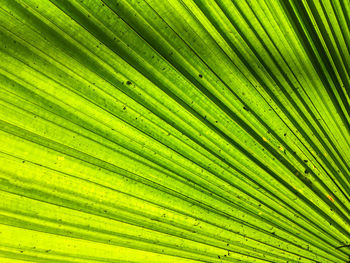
[0,0,350,262]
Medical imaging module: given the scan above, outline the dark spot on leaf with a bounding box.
[126,80,132,85]
[198,74,202,78]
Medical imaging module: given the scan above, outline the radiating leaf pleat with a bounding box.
[0,0,350,262]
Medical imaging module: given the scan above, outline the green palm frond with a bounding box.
[0,0,350,262]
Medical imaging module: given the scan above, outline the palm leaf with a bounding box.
[0,0,350,262]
